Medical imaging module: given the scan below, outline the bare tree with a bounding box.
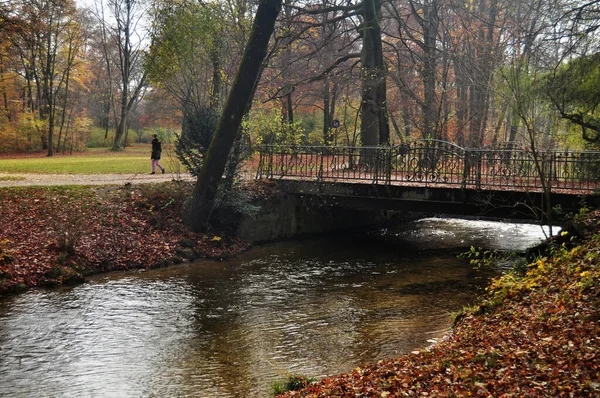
[95,0,148,151]
[56,12,85,153]
[385,0,440,140]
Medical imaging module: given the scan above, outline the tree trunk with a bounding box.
[323,78,330,143]
[420,0,438,140]
[508,113,520,147]
[330,81,338,125]
[390,116,405,143]
[286,92,294,124]
[467,0,497,147]
[210,46,223,111]
[282,1,294,125]
[113,77,129,150]
[113,1,132,151]
[400,91,412,139]
[63,107,74,154]
[360,0,389,147]
[45,29,56,157]
[454,53,467,146]
[2,91,8,122]
[329,81,338,143]
[492,103,508,144]
[100,17,114,142]
[57,68,72,154]
[183,0,283,232]
[0,62,10,122]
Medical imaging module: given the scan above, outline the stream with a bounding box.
[0,218,553,397]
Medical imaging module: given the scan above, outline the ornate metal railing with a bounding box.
[256,140,600,192]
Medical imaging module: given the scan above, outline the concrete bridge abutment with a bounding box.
[236,180,599,243]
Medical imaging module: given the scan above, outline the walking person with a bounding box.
[150,134,165,174]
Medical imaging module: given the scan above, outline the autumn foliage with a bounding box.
[279,211,600,397]
[0,182,250,295]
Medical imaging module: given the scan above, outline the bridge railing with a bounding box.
[256,141,600,192]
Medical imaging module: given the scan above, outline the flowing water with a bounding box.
[0,218,552,397]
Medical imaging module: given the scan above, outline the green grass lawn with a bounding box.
[0,146,183,174]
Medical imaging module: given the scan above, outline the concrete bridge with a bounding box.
[255,141,600,221]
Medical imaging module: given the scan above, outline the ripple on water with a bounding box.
[0,222,542,397]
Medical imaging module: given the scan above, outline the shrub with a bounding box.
[52,221,84,256]
[86,127,113,148]
[210,185,261,233]
[245,108,306,147]
[272,375,315,396]
[175,106,218,177]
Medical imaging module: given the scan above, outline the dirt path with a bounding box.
[0,172,195,187]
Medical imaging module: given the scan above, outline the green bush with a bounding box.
[272,375,315,396]
[245,108,306,147]
[210,185,261,233]
[86,127,138,148]
[175,107,218,177]
[86,127,113,148]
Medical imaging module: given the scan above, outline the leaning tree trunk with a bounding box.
[183,0,283,232]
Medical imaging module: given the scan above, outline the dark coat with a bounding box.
[151,138,162,160]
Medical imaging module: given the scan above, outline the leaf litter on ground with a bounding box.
[0,183,250,294]
[278,211,600,397]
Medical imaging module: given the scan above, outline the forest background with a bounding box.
[1,0,600,158]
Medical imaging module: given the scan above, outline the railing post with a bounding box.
[268,146,274,178]
[546,152,553,191]
[386,147,392,184]
[373,148,380,183]
[475,151,482,189]
[256,148,264,179]
[463,149,481,189]
[462,150,469,189]
[318,146,324,181]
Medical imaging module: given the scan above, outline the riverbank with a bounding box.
[278,211,600,397]
[0,182,250,295]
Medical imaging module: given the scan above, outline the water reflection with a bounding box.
[0,219,546,397]
[379,217,556,252]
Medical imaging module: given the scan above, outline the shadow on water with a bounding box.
[0,217,551,397]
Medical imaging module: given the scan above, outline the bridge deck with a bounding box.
[269,174,591,195]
